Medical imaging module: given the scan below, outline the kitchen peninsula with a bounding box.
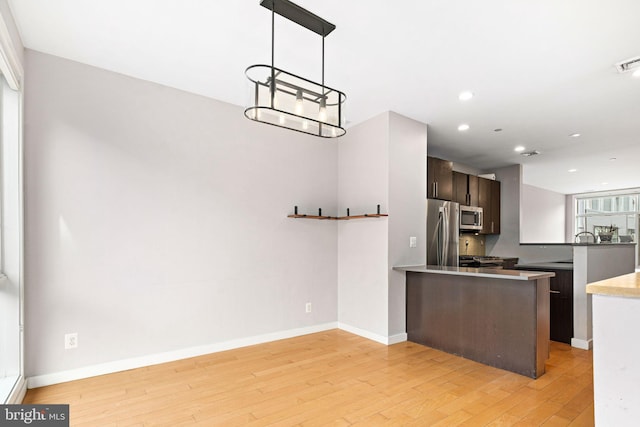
[394,265,554,378]
[519,242,635,349]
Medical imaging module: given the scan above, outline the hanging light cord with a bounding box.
[270,3,275,108]
[322,34,325,89]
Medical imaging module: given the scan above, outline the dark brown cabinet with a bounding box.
[515,266,573,344]
[452,171,479,206]
[427,156,453,201]
[478,177,500,234]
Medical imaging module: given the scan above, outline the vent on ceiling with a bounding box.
[615,56,640,73]
[520,150,540,157]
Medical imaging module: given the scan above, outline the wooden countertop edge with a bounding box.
[586,272,640,298]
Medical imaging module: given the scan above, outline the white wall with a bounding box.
[485,164,572,263]
[337,113,389,339]
[387,113,427,337]
[24,50,339,379]
[337,112,426,342]
[520,184,566,243]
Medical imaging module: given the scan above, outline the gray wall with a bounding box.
[24,50,339,377]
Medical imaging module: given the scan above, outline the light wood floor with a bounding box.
[24,329,594,426]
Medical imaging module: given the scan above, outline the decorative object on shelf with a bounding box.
[596,224,618,243]
[244,0,346,138]
[288,205,388,220]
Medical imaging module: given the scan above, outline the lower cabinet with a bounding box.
[515,267,573,344]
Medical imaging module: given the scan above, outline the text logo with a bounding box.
[1,405,69,426]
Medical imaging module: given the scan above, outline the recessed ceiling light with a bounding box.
[610,157,617,161]
[615,55,640,73]
[568,169,577,173]
[520,150,540,157]
[514,146,525,152]
[570,133,581,138]
[458,124,470,132]
[459,91,474,101]
[602,182,608,185]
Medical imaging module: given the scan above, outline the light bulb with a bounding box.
[295,90,304,115]
[279,114,285,125]
[319,98,327,122]
[302,120,309,130]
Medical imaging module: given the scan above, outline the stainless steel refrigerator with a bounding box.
[426,199,460,266]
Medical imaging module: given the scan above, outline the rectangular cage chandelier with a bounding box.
[244,0,346,138]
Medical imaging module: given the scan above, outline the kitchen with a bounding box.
[397,154,635,367]
[3,0,640,425]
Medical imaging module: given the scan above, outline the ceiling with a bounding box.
[8,0,640,195]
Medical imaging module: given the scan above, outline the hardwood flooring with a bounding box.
[23,329,594,426]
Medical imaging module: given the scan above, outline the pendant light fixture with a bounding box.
[244,0,346,138]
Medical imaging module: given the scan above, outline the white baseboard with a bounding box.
[338,323,407,345]
[571,337,593,350]
[27,322,338,389]
[4,376,26,404]
[387,332,408,345]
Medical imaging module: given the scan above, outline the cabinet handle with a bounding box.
[434,182,438,198]
[550,290,561,294]
[491,221,494,233]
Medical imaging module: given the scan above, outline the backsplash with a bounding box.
[460,234,486,256]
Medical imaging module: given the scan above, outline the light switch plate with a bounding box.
[409,236,417,248]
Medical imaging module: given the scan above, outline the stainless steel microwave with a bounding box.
[460,205,483,231]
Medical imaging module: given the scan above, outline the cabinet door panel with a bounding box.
[478,177,492,234]
[490,180,500,234]
[427,156,453,200]
[468,175,479,206]
[452,171,468,205]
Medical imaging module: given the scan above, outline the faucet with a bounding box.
[574,231,596,243]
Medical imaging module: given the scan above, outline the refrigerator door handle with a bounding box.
[441,206,449,265]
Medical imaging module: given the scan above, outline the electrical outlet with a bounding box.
[65,333,78,349]
[409,236,417,248]
[305,302,312,313]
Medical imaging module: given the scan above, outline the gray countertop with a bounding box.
[393,265,555,281]
[515,262,574,271]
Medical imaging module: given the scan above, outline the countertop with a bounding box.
[586,272,640,298]
[515,262,574,271]
[393,265,555,281]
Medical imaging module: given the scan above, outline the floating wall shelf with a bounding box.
[287,205,388,221]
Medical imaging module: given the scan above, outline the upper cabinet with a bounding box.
[427,156,453,201]
[429,156,501,235]
[452,171,479,206]
[478,177,501,234]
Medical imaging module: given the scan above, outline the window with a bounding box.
[575,194,638,243]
